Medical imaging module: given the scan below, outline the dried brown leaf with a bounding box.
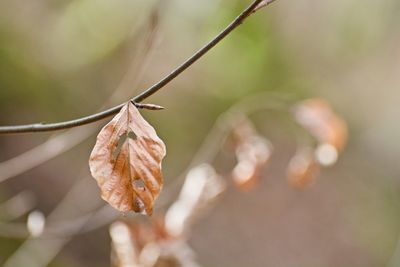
[89,102,166,215]
[110,220,199,267]
[231,118,272,191]
[293,98,348,152]
[287,148,320,188]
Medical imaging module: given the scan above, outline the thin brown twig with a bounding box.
[0,0,273,134]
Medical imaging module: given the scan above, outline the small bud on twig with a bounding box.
[253,0,277,13]
[132,102,165,111]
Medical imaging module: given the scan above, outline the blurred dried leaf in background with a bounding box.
[165,164,226,237]
[293,98,348,152]
[110,221,139,267]
[89,102,166,215]
[287,98,348,187]
[110,219,200,267]
[287,148,320,188]
[231,117,272,191]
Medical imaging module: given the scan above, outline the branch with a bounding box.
[0,0,274,134]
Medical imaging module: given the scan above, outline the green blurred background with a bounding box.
[0,0,400,266]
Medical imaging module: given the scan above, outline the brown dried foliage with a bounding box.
[293,98,347,152]
[287,148,320,188]
[89,102,166,215]
[231,118,272,191]
[110,219,199,267]
[287,98,347,186]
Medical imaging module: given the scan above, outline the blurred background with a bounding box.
[0,0,400,266]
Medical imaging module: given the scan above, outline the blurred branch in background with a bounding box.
[2,177,103,267]
[0,191,36,221]
[0,0,274,134]
[158,91,294,207]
